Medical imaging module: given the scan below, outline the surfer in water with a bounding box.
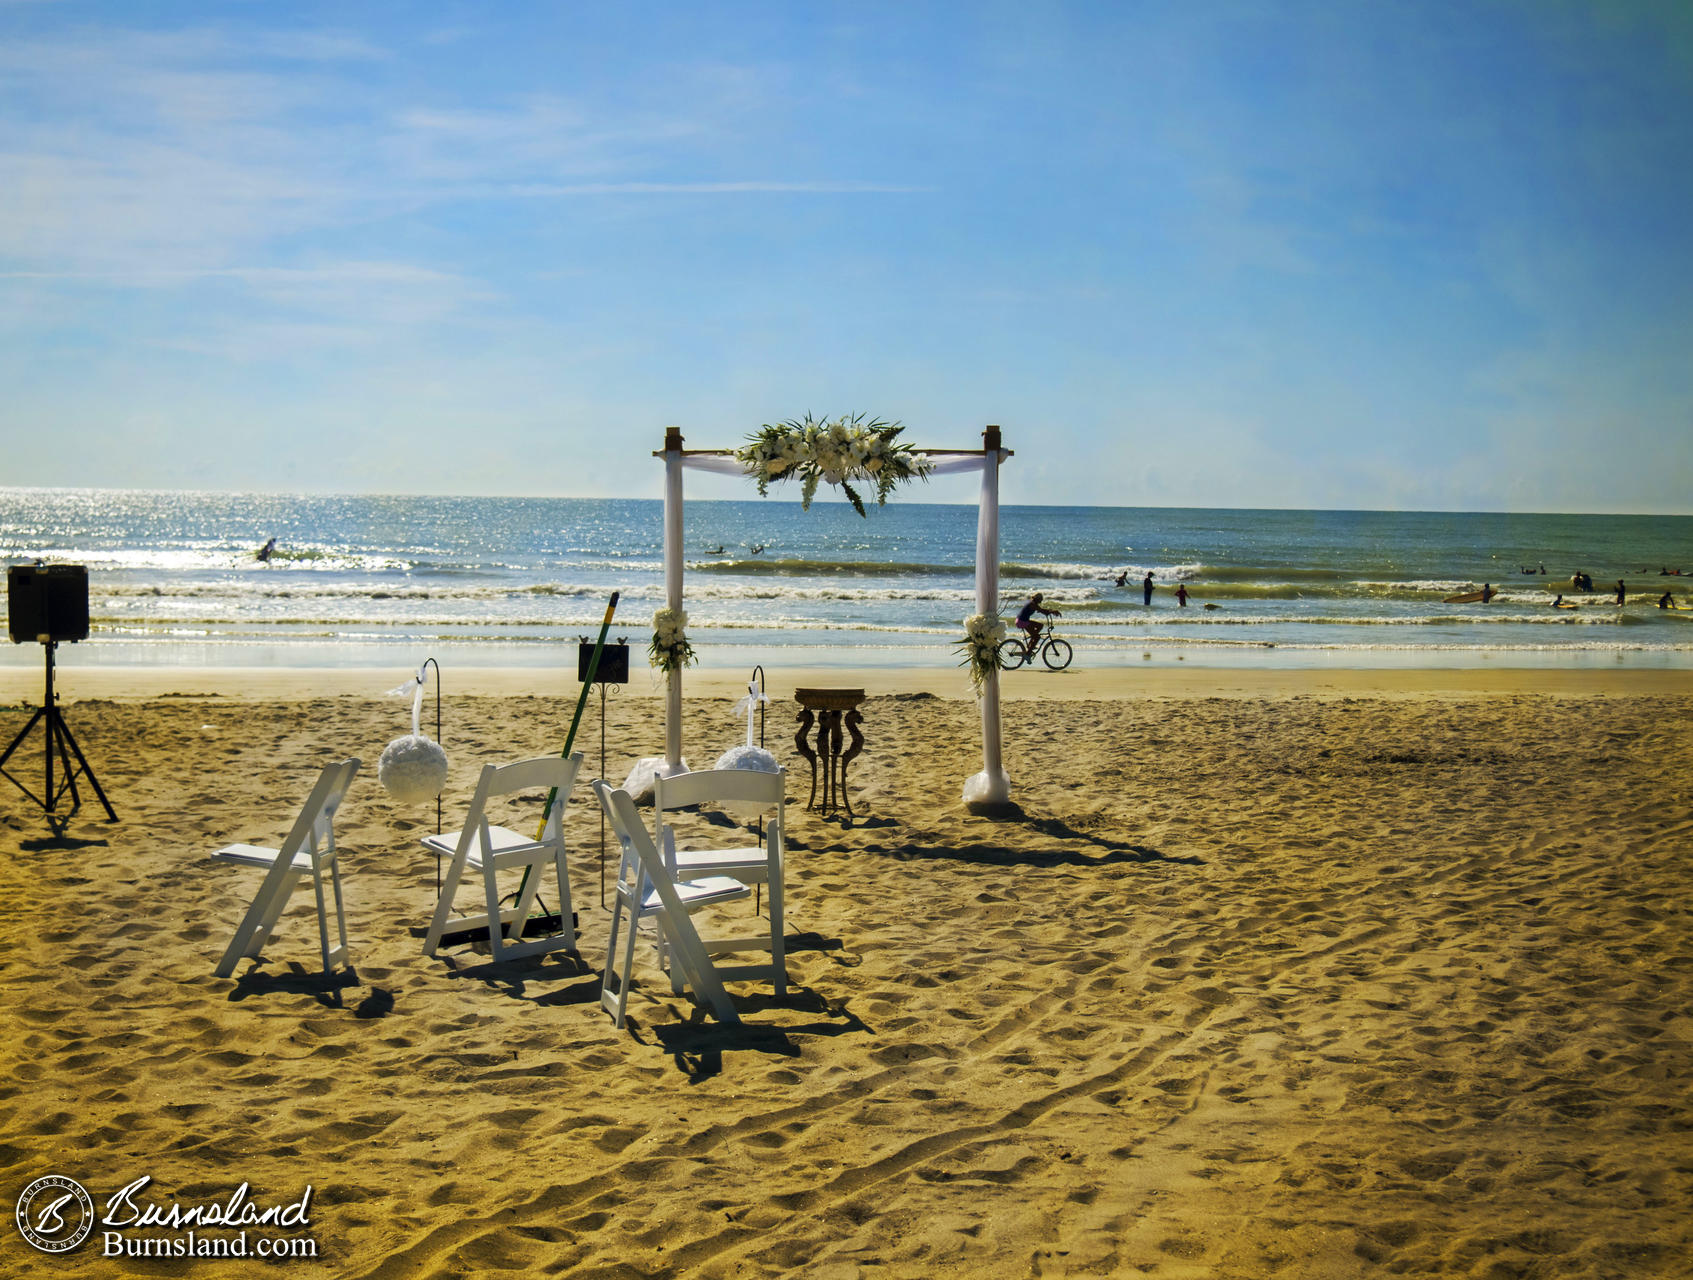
[1481,583,1495,603]
[1114,570,1128,587]
[256,538,277,562]
[1142,571,1154,606]
[1616,580,1626,606]
[1659,591,1675,609]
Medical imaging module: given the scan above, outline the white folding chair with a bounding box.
[421,753,583,963]
[594,779,748,1028]
[211,757,360,978]
[654,767,788,995]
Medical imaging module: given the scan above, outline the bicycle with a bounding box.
[997,622,1073,671]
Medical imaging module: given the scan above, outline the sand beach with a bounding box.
[2,663,1690,1277]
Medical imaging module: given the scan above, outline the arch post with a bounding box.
[965,425,1012,809]
[663,426,684,773]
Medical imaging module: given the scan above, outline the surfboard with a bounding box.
[1443,589,1491,604]
[1554,603,1579,610]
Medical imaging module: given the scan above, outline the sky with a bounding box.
[1,0,1690,513]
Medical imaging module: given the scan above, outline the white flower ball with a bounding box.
[713,745,781,817]
[378,734,449,804]
[714,744,779,774]
[622,755,689,805]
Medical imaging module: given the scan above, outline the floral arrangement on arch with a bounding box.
[648,607,696,674]
[736,414,933,517]
[956,612,1006,692]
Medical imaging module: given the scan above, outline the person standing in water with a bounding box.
[1176,583,1189,607]
[1142,572,1154,606]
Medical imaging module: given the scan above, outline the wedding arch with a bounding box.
[649,422,1014,807]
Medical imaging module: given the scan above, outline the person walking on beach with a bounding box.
[1176,583,1189,607]
[1143,572,1154,606]
[1016,592,1060,646]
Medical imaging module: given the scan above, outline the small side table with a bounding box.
[793,688,866,819]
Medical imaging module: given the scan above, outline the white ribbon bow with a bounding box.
[731,682,769,747]
[385,663,428,737]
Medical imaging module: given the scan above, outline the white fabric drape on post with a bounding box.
[956,447,1010,807]
[657,432,1012,807]
[663,441,685,771]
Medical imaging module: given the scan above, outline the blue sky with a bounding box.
[2,1,1689,512]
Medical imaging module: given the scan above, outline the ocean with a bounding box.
[2,488,1690,675]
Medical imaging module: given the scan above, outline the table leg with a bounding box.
[820,709,841,815]
[840,708,864,820]
[794,708,818,810]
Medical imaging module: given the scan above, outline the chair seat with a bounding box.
[642,875,750,914]
[212,842,313,872]
[672,846,768,877]
[421,824,544,871]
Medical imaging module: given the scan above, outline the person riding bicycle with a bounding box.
[1015,592,1060,647]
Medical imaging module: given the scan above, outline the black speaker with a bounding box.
[578,641,629,684]
[7,564,90,644]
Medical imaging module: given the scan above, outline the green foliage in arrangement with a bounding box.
[736,414,933,517]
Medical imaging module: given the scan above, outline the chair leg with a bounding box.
[552,850,575,951]
[483,864,509,963]
[215,865,302,979]
[508,862,546,949]
[601,890,641,1028]
[768,874,786,997]
[327,855,350,970]
[311,867,334,974]
[658,908,740,1025]
[600,894,625,1022]
[422,860,468,958]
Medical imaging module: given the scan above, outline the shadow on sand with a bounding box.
[226,961,371,1010]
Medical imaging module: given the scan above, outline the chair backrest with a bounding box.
[591,777,644,895]
[653,767,785,854]
[604,784,690,909]
[457,753,582,856]
[279,757,361,864]
[655,767,783,812]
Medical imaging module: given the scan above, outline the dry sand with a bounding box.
[2,664,1691,1277]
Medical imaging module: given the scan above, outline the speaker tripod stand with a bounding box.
[0,640,117,828]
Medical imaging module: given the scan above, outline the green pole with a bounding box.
[535,591,619,839]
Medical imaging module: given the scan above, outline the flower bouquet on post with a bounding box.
[736,413,932,516]
[648,607,696,674]
[957,612,1006,692]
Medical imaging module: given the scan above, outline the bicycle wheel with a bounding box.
[1041,638,1073,670]
[996,638,1028,670]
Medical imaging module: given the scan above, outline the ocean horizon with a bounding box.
[2,487,1690,674]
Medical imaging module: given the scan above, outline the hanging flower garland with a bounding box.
[956,612,1006,692]
[736,414,933,517]
[648,607,696,674]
